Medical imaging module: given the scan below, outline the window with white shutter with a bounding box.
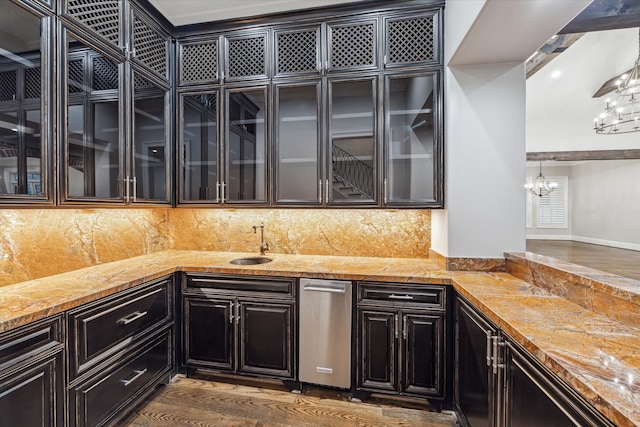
[536,176,568,229]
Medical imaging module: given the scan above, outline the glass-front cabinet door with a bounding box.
[64,33,123,201]
[180,91,220,203]
[132,71,170,203]
[384,72,441,207]
[0,0,52,204]
[225,86,267,204]
[328,77,377,205]
[274,81,321,205]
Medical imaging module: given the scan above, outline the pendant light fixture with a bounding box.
[526,162,558,197]
[594,28,640,134]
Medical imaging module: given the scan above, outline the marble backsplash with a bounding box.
[0,208,431,287]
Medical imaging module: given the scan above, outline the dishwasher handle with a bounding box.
[302,284,346,294]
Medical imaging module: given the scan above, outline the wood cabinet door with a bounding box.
[238,301,294,379]
[402,311,443,397]
[455,298,497,427]
[183,296,234,371]
[358,308,397,392]
[0,351,64,427]
[503,340,615,427]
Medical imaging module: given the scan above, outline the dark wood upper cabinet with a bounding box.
[1,0,443,207]
[0,0,54,205]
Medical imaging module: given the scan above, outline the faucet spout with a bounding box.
[252,222,270,255]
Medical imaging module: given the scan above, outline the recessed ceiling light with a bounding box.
[551,70,562,79]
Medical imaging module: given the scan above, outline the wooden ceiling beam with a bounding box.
[527,149,640,161]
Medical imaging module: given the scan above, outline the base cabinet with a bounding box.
[455,295,615,427]
[356,282,446,401]
[182,274,296,380]
[67,276,175,427]
[0,316,65,427]
[68,330,172,427]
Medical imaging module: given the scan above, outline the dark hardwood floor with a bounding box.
[526,240,640,281]
[117,375,458,427]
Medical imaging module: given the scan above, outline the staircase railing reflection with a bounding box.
[332,145,373,199]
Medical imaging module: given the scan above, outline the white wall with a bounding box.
[526,160,640,251]
[572,160,640,250]
[433,0,590,259]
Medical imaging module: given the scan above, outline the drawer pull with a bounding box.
[118,311,148,326]
[120,368,147,387]
[388,294,413,300]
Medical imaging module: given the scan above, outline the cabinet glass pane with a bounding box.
[329,79,375,203]
[386,75,435,203]
[67,36,121,199]
[182,93,218,201]
[276,83,319,203]
[0,2,43,197]
[133,72,168,201]
[227,88,266,203]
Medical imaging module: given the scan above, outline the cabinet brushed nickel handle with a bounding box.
[394,314,399,339]
[121,368,147,387]
[383,178,388,204]
[318,180,322,203]
[229,301,234,324]
[221,181,226,203]
[124,176,130,203]
[216,182,220,203]
[486,331,493,367]
[325,179,329,202]
[132,176,137,202]
[236,302,240,325]
[119,311,147,326]
[492,336,505,374]
[388,294,413,300]
[402,315,408,340]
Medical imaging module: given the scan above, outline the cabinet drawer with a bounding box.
[68,276,173,377]
[0,315,63,369]
[358,282,445,309]
[69,330,171,427]
[184,273,295,297]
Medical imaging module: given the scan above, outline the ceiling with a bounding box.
[146,0,367,26]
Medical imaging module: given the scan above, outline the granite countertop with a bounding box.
[0,249,638,426]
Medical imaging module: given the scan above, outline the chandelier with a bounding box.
[525,163,557,197]
[594,28,640,134]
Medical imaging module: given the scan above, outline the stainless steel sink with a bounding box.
[229,257,273,265]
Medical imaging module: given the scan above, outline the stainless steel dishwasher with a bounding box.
[299,278,352,389]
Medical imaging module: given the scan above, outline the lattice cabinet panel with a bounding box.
[328,19,377,71]
[133,13,169,79]
[180,40,219,85]
[274,27,320,76]
[384,11,440,67]
[92,56,118,91]
[24,67,41,99]
[66,0,121,47]
[226,33,267,80]
[0,70,18,102]
[68,58,85,94]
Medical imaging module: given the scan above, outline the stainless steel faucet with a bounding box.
[252,222,270,255]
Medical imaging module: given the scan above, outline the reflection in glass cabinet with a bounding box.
[329,78,376,203]
[66,36,121,199]
[386,74,437,204]
[275,82,320,203]
[133,72,168,201]
[0,1,44,198]
[226,87,266,203]
[181,92,219,202]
